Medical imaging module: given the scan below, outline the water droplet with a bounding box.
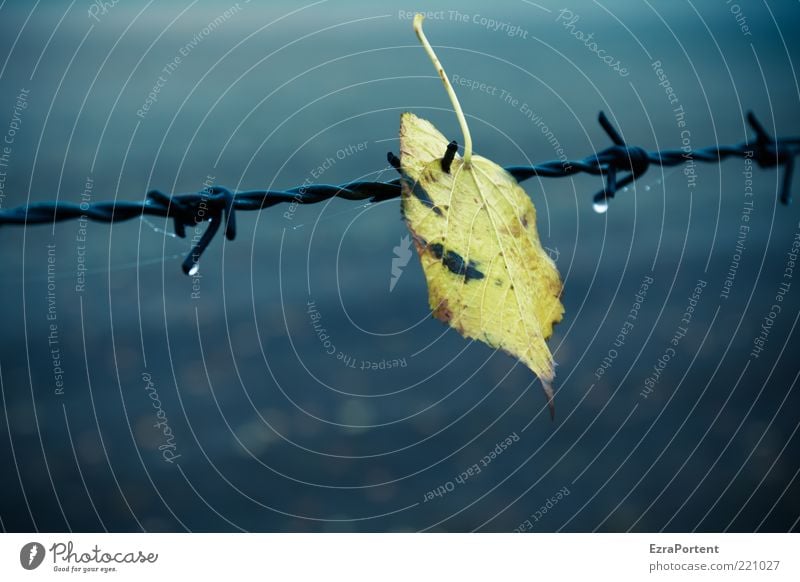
[623,187,629,192]
[593,199,609,214]
[188,263,200,276]
[644,185,651,191]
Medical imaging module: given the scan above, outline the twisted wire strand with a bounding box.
[1,111,797,275]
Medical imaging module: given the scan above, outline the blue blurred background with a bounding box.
[0,0,799,532]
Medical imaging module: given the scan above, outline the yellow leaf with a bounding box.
[401,14,565,417]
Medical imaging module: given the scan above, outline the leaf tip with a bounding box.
[542,379,556,421]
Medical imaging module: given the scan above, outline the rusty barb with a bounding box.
[1,111,797,275]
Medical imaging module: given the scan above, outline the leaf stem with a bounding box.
[413,13,473,168]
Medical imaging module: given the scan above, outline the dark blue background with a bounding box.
[0,0,798,532]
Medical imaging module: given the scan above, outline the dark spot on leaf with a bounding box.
[432,299,453,323]
[521,214,528,228]
[494,278,503,287]
[426,243,484,281]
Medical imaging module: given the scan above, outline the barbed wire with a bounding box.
[1,111,797,276]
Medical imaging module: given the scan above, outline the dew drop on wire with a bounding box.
[188,263,200,276]
[593,200,609,214]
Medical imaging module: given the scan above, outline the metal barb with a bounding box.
[387,151,401,173]
[591,111,651,207]
[746,111,795,204]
